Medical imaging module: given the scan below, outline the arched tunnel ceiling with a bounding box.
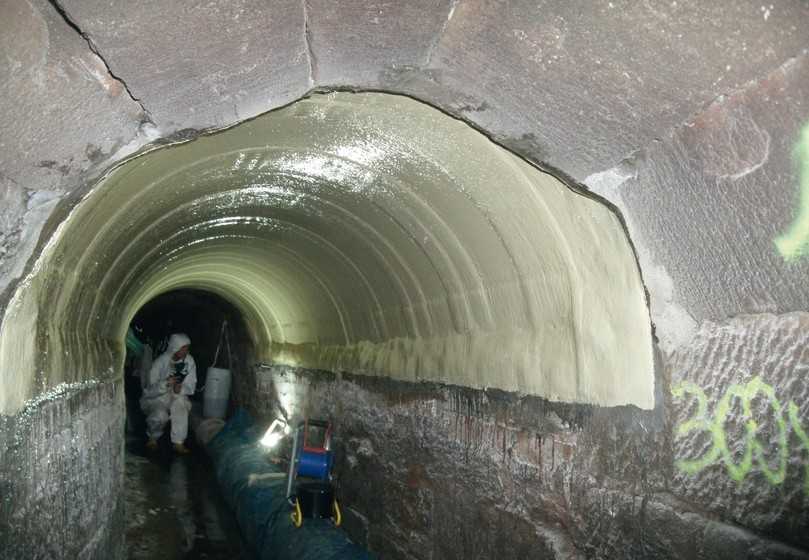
[2,0,808,364]
[0,93,653,413]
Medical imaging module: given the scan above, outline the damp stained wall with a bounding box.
[0,93,654,415]
[235,364,809,559]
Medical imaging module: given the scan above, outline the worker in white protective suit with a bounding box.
[140,333,197,454]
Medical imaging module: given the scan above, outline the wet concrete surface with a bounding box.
[125,433,247,559]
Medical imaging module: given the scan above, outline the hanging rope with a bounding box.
[212,319,232,369]
[198,319,232,394]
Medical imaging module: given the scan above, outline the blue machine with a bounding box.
[286,420,341,527]
[297,447,333,479]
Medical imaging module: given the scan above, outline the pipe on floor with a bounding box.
[203,409,373,560]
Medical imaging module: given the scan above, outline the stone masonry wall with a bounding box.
[0,380,125,560]
[235,326,809,560]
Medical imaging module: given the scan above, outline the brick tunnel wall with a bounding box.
[235,338,809,560]
[0,381,125,559]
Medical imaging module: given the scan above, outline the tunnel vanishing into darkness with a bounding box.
[0,93,653,414]
[128,289,250,381]
[1,1,809,559]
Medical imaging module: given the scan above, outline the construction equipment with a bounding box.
[286,419,342,528]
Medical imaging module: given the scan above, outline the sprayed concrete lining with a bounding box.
[0,93,653,414]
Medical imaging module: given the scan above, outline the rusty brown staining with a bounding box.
[560,442,575,461]
[406,463,432,489]
[537,434,542,468]
[105,76,123,97]
[514,429,534,460]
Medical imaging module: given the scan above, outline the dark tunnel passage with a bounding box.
[123,288,251,449]
[129,289,251,380]
[123,290,250,559]
[1,2,809,559]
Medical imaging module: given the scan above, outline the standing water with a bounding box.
[125,434,247,559]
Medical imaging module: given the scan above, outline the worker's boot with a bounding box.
[145,438,158,451]
[173,442,191,455]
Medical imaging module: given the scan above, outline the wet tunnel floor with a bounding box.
[125,434,248,559]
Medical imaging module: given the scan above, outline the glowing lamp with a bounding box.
[260,418,289,448]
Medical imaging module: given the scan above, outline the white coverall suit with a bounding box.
[140,333,197,444]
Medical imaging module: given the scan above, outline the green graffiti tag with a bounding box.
[672,376,802,488]
[774,122,809,261]
[671,380,720,474]
[788,401,809,494]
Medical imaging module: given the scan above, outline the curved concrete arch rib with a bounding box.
[0,92,654,414]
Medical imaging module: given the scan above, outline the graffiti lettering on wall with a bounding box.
[774,122,809,261]
[672,376,809,492]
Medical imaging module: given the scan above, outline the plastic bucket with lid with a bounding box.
[203,366,231,418]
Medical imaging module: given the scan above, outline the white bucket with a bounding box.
[203,366,231,418]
